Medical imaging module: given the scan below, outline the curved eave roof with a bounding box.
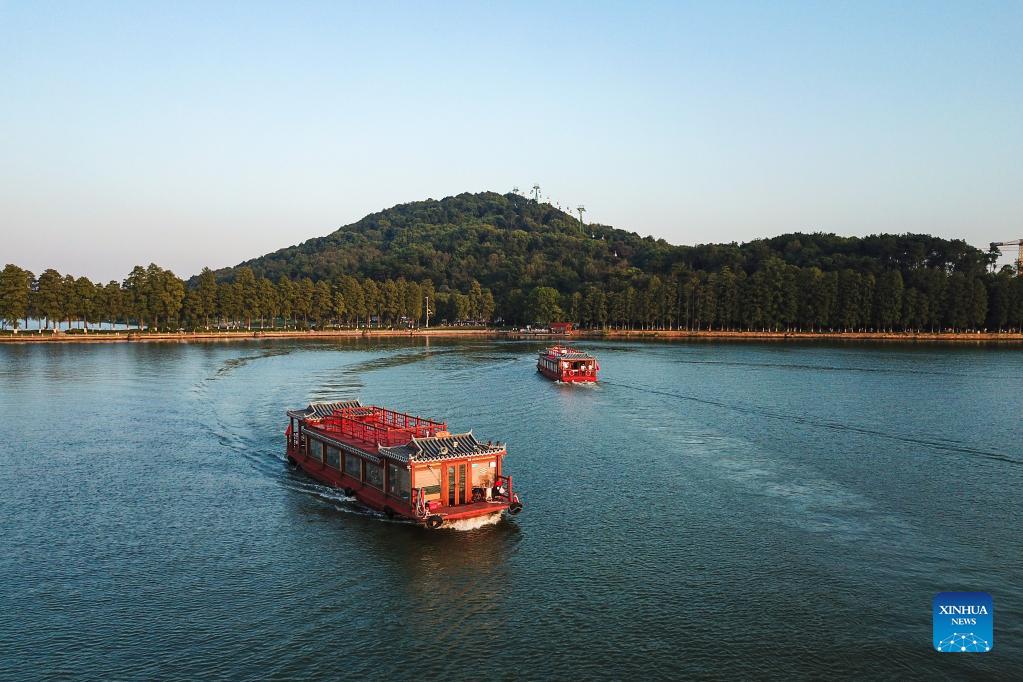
[287,399,362,420]
[378,432,505,464]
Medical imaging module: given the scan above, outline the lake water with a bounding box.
[1,339,1020,679]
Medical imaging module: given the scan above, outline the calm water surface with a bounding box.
[1,339,1021,680]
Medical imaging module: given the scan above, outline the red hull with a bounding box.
[537,364,598,383]
[536,345,599,383]
[287,444,511,524]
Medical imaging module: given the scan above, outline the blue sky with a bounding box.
[2,1,1021,281]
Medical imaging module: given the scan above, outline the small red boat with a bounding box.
[537,345,599,383]
[285,400,522,529]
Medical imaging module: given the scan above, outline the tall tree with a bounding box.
[525,286,562,326]
[331,287,346,326]
[480,289,496,322]
[362,279,380,326]
[219,280,241,329]
[61,274,77,329]
[155,268,185,329]
[836,270,862,331]
[0,264,31,332]
[235,267,258,330]
[101,280,124,329]
[339,276,364,327]
[970,278,988,330]
[873,270,904,331]
[258,278,278,328]
[123,266,149,330]
[276,276,295,329]
[295,278,315,326]
[74,277,97,332]
[197,267,218,329]
[312,280,333,326]
[182,288,204,330]
[35,268,64,330]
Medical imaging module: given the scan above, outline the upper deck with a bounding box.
[318,404,447,446]
[288,400,504,464]
[538,345,596,361]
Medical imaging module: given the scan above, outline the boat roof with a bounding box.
[378,433,504,464]
[287,399,363,420]
[539,346,595,360]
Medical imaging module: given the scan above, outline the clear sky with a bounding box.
[2,1,1021,282]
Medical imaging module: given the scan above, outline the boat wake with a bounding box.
[601,379,1020,466]
[441,514,504,531]
[555,380,598,388]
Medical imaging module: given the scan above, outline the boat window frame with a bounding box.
[309,438,323,462]
[344,452,363,481]
[364,461,384,490]
[387,462,410,501]
[325,445,340,470]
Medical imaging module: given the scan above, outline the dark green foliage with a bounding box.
[205,191,1009,331]
[4,193,1021,333]
[0,264,32,330]
[525,287,562,326]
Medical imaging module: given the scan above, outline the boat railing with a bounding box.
[316,406,447,446]
[285,423,299,448]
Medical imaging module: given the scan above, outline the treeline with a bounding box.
[0,264,495,331]
[516,260,1023,332]
[4,258,1022,334]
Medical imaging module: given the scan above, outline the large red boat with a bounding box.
[285,400,522,529]
[537,345,599,383]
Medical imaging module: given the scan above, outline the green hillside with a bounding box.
[4,192,1022,332]
[215,191,673,295]
[209,190,1020,331]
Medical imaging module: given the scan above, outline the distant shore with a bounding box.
[0,328,492,344]
[2,327,1022,345]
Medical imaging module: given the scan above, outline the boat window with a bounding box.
[344,452,362,479]
[309,439,323,461]
[365,462,384,490]
[471,462,495,488]
[325,446,340,469]
[387,463,410,500]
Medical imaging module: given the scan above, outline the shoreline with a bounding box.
[2,328,1022,345]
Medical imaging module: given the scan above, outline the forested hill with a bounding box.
[206,190,1020,332]
[4,191,1022,332]
[216,190,996,290]
[214,191,671,293]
